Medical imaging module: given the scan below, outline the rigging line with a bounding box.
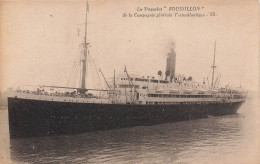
[67,56,78,87]
[89,55,102,90]
[95,68,103,89]
[79,58,82,88]
[90,61,99,90]
[69,56,79,87]
[85,53,90,86]
[87,54,96,89]
[93,59,104,90]
[218,74,221,86]
[99,68,111,90]
[207,70,211,80]
[77,49,84,88]
[215,74,221,87]
[205,69,212,88]
[88,50,105,90]
[97,68,104,89]
[90,45,101,56]
[212,69,219,88]
[206,77,210,87]
[88,44,115,91]
[213,75,218,89]
[73,58,81,88]
[67,56,80,87]
[66,60,76,87]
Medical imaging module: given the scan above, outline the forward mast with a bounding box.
[80,2,89,93]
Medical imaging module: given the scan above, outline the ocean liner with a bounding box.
[7,4,247,138]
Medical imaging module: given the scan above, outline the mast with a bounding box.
[211,41,217,89]
[81,1,89,91]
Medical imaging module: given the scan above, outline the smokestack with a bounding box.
[165,47,176,82]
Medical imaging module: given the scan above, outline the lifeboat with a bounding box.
[196,88,207,94]
[169,88,179,94]
[155,89,165,93]
[208,89,218,94]
[182,88,194,94]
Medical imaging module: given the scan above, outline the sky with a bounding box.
[0,0,259,92]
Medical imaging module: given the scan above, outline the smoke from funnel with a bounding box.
[165,42,176,82]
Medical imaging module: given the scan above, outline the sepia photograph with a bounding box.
[0,0,259,163]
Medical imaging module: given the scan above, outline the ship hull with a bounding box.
[8,97,244,138]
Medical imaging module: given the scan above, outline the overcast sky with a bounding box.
[0,0,259,91]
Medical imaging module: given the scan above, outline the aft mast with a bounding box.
[80,2,89,93]
[211,41,217,89]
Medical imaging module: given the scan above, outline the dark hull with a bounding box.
[8,97,245,138]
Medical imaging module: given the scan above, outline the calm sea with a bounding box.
[0,94,259,164]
